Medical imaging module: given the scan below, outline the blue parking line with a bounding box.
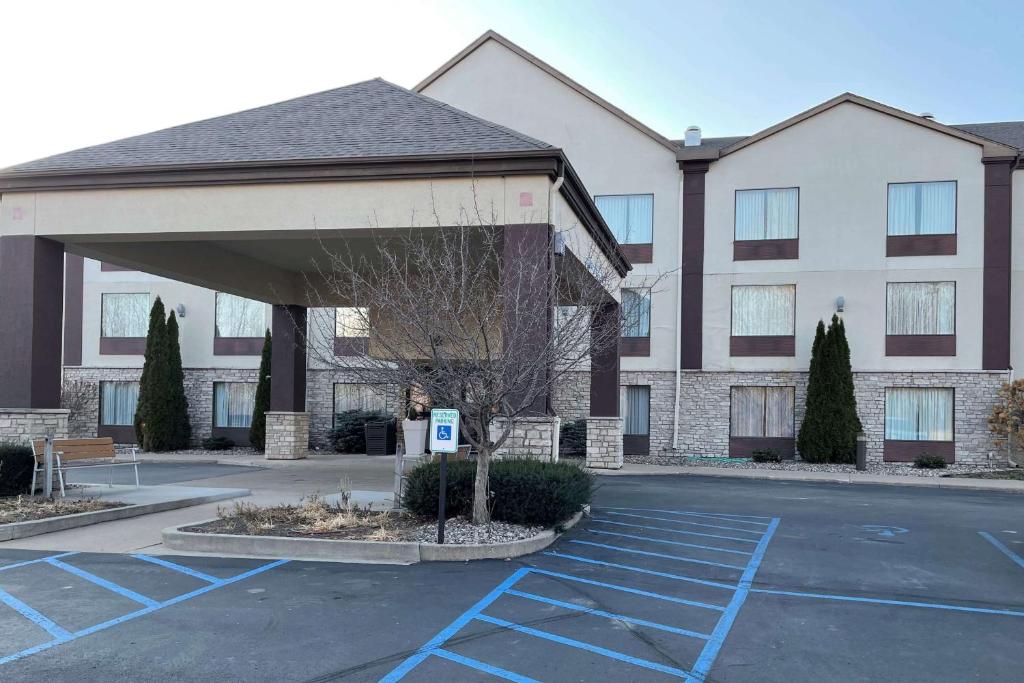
[629,510,770,527]
[505,589,712,640]
[687,517,780,683]
[431,649,540,682]
[0,588,72,640]
[590,518,759,544]
[528,567,727,610]
[570,540,747,571]
[749,587,1024,618]
[0,559,289,666]
[380,567,531,682]
[606,511,765,535]
[45,558,159,608]
[0,552,78,573]
[129,554,221,583]
[604,507,772,522]
[585,529,753,556]
[978,532,1024,571]
[542,551,738,590]
[475,613,691,678]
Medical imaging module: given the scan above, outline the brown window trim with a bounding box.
[885,334,956,356]
[734,238,799,261]
[334,336,369,356]
[211,426,251,447]
[99,337,146,355]
[886,234,957,257]
[730,335,795,357]
[883,440,954,463]
[214,337,264,356]
[619,243,652,264]
[622,435,650,456]
[97,424,138,444]
[100,262,136,272]
[729,436,795,460]
[620,336,651,357]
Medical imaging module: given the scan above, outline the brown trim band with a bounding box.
[883,439,954,463]
[622,435,649,456]
[733,238,799,261]
[680,161,708,370]
[619,336,650,357]
[214,337,264,356]
[97,424,138,445]
[618,243,652,264]
[730,335,795,357]
[981,157,1014,370]
[63,254,84,366]
[885,334,956,356]
[729,437,795,459]
[211,426,251,447]
[886,234,957,257]
[100,337,146,355]
[334,336,370,356]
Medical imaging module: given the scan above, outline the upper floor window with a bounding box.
[215,293,265,338]
[620,289,651,338]
[887,181,956,236]
[213,382,256,428]
[735,188,799,240]
[731,285,795,336]
[336,307,370,338]
[595,194,653,245]
[101,293,149,338]
[886,282,955,335]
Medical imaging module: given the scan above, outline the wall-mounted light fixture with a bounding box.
[835,296,845,313]
[176,303,186,318]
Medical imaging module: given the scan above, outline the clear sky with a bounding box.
[2,0,1022,169]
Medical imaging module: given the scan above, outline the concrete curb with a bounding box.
[0,488,251,542]
[162,509,585,564]
[593,464,1024,493]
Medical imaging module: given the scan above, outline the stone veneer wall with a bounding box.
[265,412,310,459]
[0,409,70,443]
[305,369,404,449]
[677,370,1008,465]
[586,416,623,469]
[552,372,590,422]
[490,416,560,461]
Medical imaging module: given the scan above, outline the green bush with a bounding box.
[798,315,861,464]
[249,331,271,451]
[751,448,781,463]
[559,419,587,457]
[914,453,947,469]
[329,410,394,453]
[201,436,235,451]
[403,458,594,527]
[0,442,35,496]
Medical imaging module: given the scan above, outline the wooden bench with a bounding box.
[30,437,140,497]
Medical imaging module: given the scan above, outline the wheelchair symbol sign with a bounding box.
[429,409,460,453]
[436,425,452,441]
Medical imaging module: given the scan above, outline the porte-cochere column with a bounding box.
[587,298,623,469]
[265,304,309,459]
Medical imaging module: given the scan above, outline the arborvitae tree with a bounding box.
[249,330,272,451]
[829,315,861,463]
[798,316,862,463]
[165,311,192,449]
[797,320,831,462]
[135,298,167,445]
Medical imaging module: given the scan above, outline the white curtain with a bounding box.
[621,385,650,436]
[620,289,650,337]
[335,307,370,337]
[595,195,653,244]
[101,293,149,337]
[216,293,265,338]
[886,282,955,335]
[736,188,798,240]
[731,285,795,336]
[334,383,387,413]
[731,387,794,437]
[100,381,139,426]
[885,388,953,441]
[214,382,257,428]
[887,182,955,236]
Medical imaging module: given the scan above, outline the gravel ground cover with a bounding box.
[0,496,125,524]
[624,454,1015,478]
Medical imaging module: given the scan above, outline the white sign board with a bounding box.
[429,409,460,454]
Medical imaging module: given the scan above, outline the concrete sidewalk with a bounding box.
[597,463,1024,493]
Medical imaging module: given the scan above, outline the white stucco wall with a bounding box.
[420,38,681,370]
[703,102,988,371]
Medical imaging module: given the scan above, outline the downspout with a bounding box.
[672,174,684,450]
[549,169,564,459]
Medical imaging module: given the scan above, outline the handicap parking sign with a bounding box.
[429,409,460,453]
[436,425,451,441]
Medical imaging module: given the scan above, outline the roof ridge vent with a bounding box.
[684,125,702,147]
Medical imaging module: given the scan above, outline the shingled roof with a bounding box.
[2,78,553,175]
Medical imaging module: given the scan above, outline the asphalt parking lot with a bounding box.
[1,475,1021,681]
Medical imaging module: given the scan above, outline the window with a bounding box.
[101,293,149,338]
[886,282,955,335]
[887,182,956,236]
[621,386,650,436]
[730,387,794,438]
[735,188,798,240]
[334,383,387,414]
[594,194,653,244]
[885,388,953,441]
[731,285,795,336]
[100,381,139,426]
[215,293,265,338]
[336,307,370,338]
[620,289,651,337]
[213,382,256,428]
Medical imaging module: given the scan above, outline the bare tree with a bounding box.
[60,379,95,430]
[304,204,661,524]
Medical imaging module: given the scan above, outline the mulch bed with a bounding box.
[0,496,126,524]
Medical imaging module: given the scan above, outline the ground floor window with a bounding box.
[885,387,953,441]
[621,386,650,436]
[730,386,794,437]
[213,382,257,428]
[100,381,139,426]
[334,383,388,415]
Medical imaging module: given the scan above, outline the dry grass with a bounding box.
[0,496,125,524]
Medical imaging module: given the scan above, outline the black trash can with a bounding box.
[364,420,397,456]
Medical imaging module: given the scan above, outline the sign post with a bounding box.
[429,409,460,544]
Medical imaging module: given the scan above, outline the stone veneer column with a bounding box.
[588,300,623,469]
[586,416,623,469]
[0,408,69,444]
[264,411,311,460]
[490,416,561,462]
[266,305,309,459]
